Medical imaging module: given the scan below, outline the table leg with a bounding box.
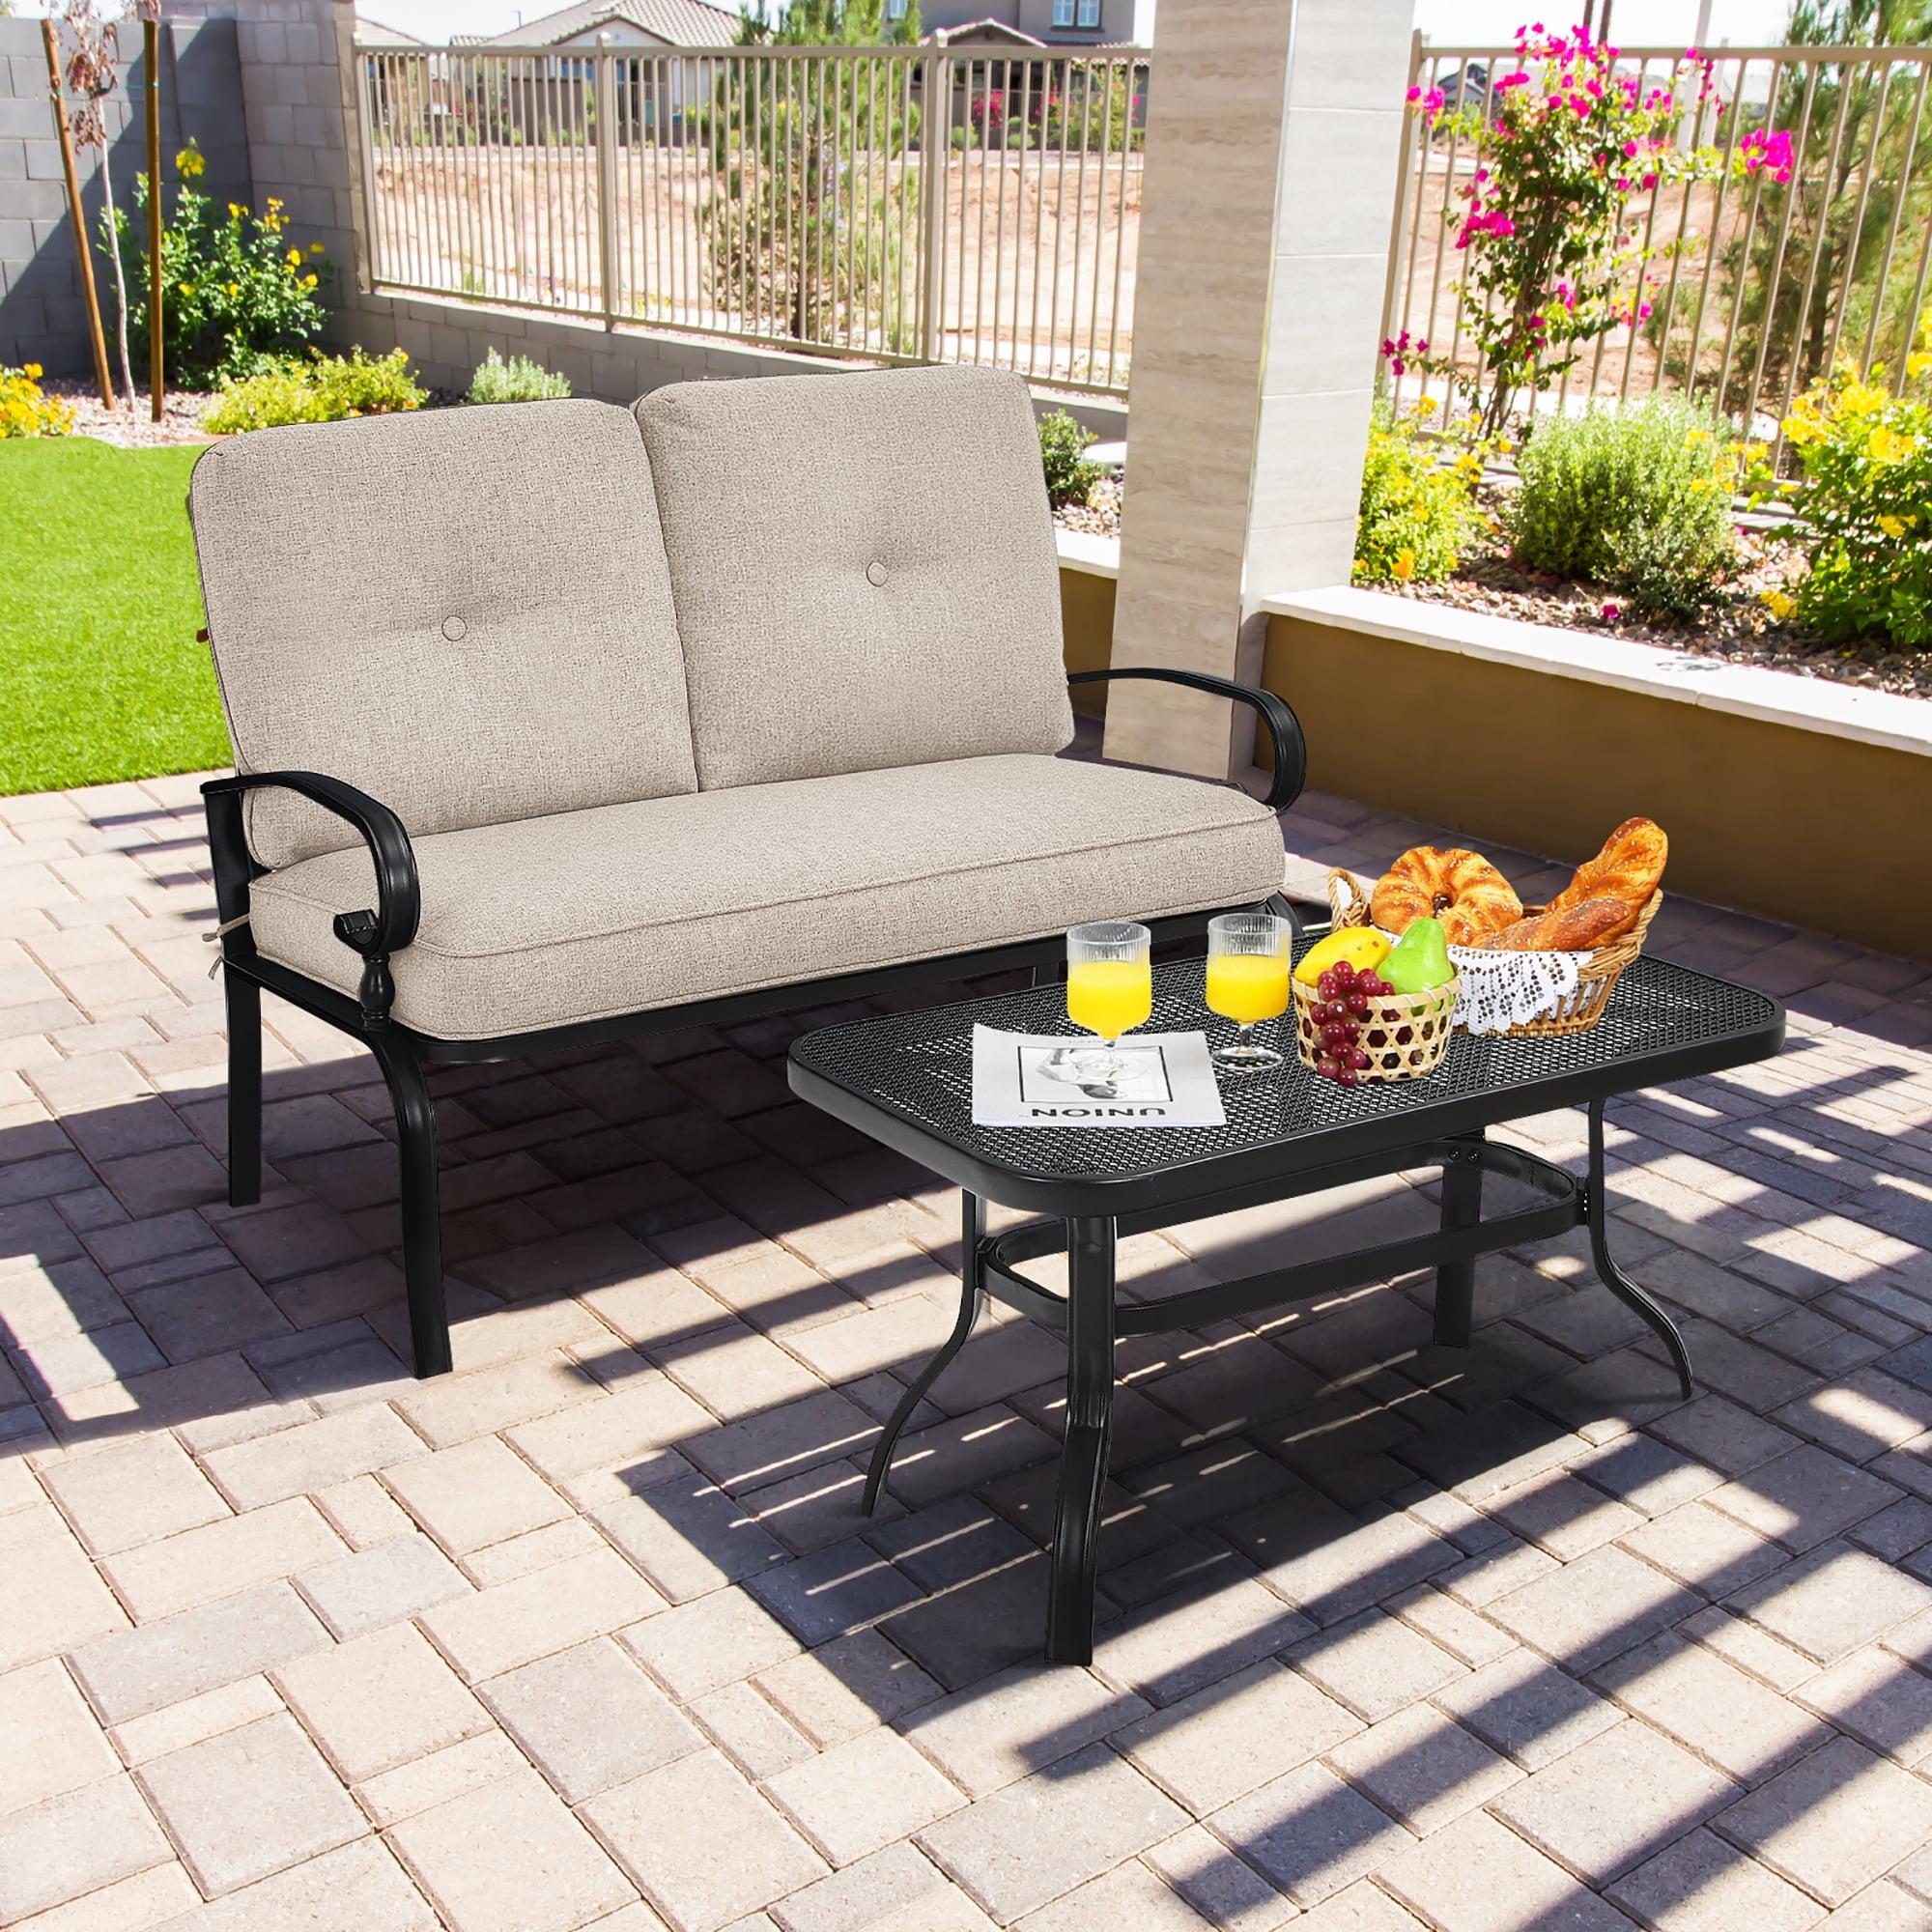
[862,1192,985,1515]
[1435,1134,1485,1349]
[1588,1098,1693,1399]
[1047,1215,1117,1664]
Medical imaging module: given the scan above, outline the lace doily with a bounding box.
[1445,942,1585,1035]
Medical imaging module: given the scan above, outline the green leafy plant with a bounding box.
[1777,310,1932,644]
[109,142,331,387]
[0,363,75,439]
[467,349,571,404]
[201,348,425,435]
[1037,409,1102,509]
[1353,398,1484,585]
[1505,395,1744,615]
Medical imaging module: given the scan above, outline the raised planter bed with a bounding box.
[1260,585,1932,961]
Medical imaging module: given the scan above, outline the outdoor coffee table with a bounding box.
[787,952,1784,1663]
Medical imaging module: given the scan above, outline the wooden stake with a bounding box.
[145,14,163,422]
[43,18,114,411]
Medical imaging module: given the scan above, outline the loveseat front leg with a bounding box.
[224,970,263,1208]
[371,1037,450,1378]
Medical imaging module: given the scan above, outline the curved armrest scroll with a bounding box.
[1067,668,1307,812]
[201,771,419,1027]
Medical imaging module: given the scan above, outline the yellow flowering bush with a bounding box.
[1354,399,1485,586]
[1780,313,1932,647]
[0,364,74,440]
[107,142,331,385]
[201,348,425,434]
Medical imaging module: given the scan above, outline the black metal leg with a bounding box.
[863,1192,985,1515]
[1047,1215,1116,1665]
[371,1037,450,1379]
[1588,1097,1693,1399]
[1435,1134,1485,1348]
[224,970,263,1209]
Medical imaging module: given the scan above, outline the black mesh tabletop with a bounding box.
[788,953,1784,1215]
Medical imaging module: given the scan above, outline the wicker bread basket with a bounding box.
[1290,964,1460,1082]
[1326,869,1662,1038]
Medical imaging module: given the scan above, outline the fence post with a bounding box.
[919,43,950,364]
[595,35,619,328]
[351,44,384,294]
[1378,31,1422,380]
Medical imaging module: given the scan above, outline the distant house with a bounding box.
[915,0,1156,48]
[448,0,742,139]
[467,0,742,50]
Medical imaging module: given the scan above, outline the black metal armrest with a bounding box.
[1067,668,1307,812]
[201,771,419,1028]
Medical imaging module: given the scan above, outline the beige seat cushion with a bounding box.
[247,756,1285,1040]
[636,365,1074,792]
[189,399,698,869]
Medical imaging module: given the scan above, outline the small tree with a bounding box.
[706,1,923,347]
[60,0,154,410]
[1692,0,1932,416]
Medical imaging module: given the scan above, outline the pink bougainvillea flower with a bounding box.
[1602,601,1622,620]
[1406,84,1421,100]
[1497,71,1530,89]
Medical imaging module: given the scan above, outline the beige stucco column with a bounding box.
[1103,0,1414,779]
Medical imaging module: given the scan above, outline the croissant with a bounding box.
[1372,847,1523,949]
[1491,898,1635,952]
[1549,817,1667,922]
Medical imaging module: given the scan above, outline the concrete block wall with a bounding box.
[1,16,251,377]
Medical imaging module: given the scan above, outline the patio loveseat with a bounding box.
[189,364,1306,1378]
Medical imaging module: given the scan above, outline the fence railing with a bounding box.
[1380,39,1932,468]
[353,40,1149,396]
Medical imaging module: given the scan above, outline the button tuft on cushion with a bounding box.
[441,615,468,641]
[866,560,889,587]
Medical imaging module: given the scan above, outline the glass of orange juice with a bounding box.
[1205,912,1293,1071]
[1064,922,1152,1081]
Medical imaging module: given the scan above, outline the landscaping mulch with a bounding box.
[1055,473,1121,540]
[1054,486,1932,702]
[45,377,217,447]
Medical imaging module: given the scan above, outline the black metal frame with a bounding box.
[202,668,1308,1381]
[789,962,1785,1664]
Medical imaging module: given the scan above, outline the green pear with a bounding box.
[1382,917,1453,993]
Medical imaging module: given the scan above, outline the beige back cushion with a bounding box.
[636,365,1073,790]
[190,398,698,868]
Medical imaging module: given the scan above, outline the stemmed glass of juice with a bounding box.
[1205,912,1293,1070]
[1063,922,1153,1082]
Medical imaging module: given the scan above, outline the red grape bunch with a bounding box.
[1309,958,1383,1087]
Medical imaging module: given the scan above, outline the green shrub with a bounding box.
[1352,399,1482,585]
[1038,408,1102,509]
[110,141,330,387]
[201,348,426,435]
[467,349,572,405]
[1505,395,1740,616]
[1779,316,1932,647]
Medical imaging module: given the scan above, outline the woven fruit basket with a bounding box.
[1326,870,1662,1038]
[1291,965,1461,1083]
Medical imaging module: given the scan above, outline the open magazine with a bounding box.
[970,1025,1226,1128]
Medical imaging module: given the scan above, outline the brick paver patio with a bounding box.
[4,757,1932,1930]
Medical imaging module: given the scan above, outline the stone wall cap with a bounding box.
[1264,582,1932,761]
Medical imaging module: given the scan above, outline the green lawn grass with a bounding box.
[1,438,232,796]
